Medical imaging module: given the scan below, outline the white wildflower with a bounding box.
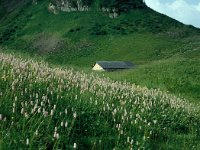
[26,138,29,145]
[73,143,77,149]
[65,122,68,127]
[73,112,77,118]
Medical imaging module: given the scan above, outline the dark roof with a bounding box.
[96,61,134,69]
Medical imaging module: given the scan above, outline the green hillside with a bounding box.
[0,1,200,148]
[0,0,199,101]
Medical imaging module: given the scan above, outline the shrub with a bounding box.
[90,23,107,35]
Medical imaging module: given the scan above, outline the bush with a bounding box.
[100,0,146,13]
[0,26,16,43]
[68,26,84,33]
[90,23,107,35]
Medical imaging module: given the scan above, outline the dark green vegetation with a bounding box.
[99,0,146,12]
[0,0,200,149]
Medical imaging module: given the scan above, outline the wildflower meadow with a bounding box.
[0,52,200,149]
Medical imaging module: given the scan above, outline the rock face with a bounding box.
[49,0,117,18]
[50,0,90,12]
[48,3,59,14]
[48,0,146,17]
[0,0,146,18]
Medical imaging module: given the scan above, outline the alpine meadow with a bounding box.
[0,0,200,149]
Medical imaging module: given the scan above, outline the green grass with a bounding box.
[105,57,200,102]
[0,52,200,149]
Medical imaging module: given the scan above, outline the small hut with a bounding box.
[92,61,134,71]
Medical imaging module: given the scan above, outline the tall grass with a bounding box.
[0,52,200,149]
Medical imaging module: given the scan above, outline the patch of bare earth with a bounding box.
[32,33,64,54]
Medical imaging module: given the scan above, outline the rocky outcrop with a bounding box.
[50,0,89,13]
[48,3,59,14]
[49,0,118,18]
[48,0,146,18]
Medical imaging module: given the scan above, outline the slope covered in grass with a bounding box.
[0,0,200,102]
[0,51,200,149]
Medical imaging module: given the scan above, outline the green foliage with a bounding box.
[68,26,84,33]
[90,23,107,35]
[0,25,17,43]
[82,0,94,6]
[100,0,146,12]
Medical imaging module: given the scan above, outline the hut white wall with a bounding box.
[92,63,104,71]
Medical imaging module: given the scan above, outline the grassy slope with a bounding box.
[0,51,200,149]
[0,0,200,101]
